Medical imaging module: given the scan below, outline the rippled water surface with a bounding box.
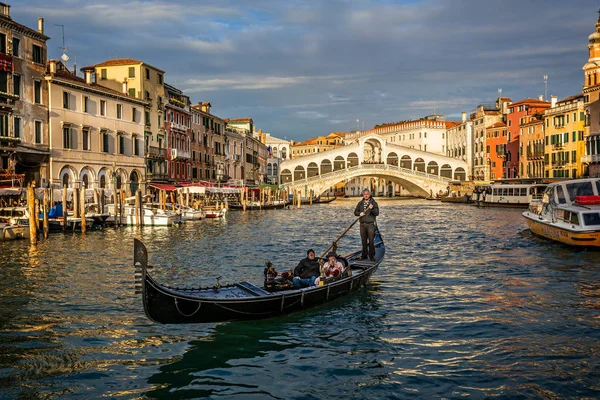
[1,198,600,399]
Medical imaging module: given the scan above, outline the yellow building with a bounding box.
[290,132,345,158]
[87,58,167,181]
[544,94,586,178]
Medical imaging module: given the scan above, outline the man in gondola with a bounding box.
[354,189,379,261]
[293,249,320,287]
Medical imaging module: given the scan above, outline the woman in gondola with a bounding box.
[314,252,345,286]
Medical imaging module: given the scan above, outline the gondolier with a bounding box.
[354,189,379,261]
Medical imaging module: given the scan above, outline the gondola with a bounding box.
[228,200,291,211]
[134,228,385,323]
[301,196,336,205]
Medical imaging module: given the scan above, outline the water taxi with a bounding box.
[522,178,600,246]
[475,181,548,208]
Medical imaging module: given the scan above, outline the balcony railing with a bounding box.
[170,149,190,160]
[552,143,564,150]
[526,151,544,159]
[552,160,567,167]
[146,172,169,181]
[582,154,600,163]
[170,122,187,132]
[146,146,166,158]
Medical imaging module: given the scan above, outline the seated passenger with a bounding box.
[314,252,345,286]
[293,249,320,288]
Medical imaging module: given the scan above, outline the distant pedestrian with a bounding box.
[354,189,379,261]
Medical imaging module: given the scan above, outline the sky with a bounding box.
[12,0,600,141]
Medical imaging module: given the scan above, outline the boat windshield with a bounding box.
[555,186,567,204]
[582,212,600,226]
[597,180,600,194]
[565,182,595,202]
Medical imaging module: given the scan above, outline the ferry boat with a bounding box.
[522,178,600,247]
[474,182,548,208]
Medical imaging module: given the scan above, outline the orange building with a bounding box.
[486,122,508,179]
[519,113,545,178]
[505,98,550,178]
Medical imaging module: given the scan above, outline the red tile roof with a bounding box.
[510,98,551,107]
[487,122,507,128]
[228,118,253,123]
[93,58,165,73]
[557,94,584,103]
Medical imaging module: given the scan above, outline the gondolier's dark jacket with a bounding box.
[354,197,379,224]
[294,257,321,278]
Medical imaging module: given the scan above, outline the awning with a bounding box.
[207,187,241,194]
[177,186,205,194]
[149,183,178,192]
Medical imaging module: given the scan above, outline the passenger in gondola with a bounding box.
[314,252,345,286]
[293,249,320,288]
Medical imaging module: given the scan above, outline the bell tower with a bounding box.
[583,9,600,89]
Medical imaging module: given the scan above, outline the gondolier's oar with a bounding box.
[319,207,370,259]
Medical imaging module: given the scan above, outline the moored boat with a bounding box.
[474,181,548,208]
[134,228,386,323]
[201,205,227,218]
[440,192,473,204]
[522,178,600,246]
[301,196,336,205]
[104,204,181,226]
[229,200,290,210]
[0,222,29,241]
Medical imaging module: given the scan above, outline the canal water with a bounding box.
[1,199,599,399]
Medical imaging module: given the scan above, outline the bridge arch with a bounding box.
[347,152,359,167]
[334,156,345,171]
[427,161,439,175]
[440,164,452,178]
[321,159,332,174]
[307,162,319,178]
[387,152,399,166]
[414,158,425,172]
[454,167,466,181]
[281,168,292,183]
[400,155,412,169]
[294,166,305,180]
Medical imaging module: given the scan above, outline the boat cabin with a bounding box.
[537,178,600,229]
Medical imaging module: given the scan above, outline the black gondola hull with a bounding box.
[135,231,384,324]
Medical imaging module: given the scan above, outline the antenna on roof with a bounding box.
[543,75,548,101]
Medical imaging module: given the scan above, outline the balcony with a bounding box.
[582,154,600,163]
[146,172,169,181]
[170,148,190,160]
[170,122,187,132]
[552,160,566,168]
[526,151,544,160]
[146,146,166,159]
[0,135,21,147]
[552,143,564,150]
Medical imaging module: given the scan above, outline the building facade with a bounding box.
[505,98,550,178]
[260,132,289,185]
[471,102,506,181]
[446,112,473,177]
[47,61,147,194]
[290,132,345,158]
[544,94,586,179]
[485,122,508,180]
[224,127,244,184]
[0,4,49,185]
[164,83,191,183]
[90,58,166,182]
[583,12,600,177]
[519,113,545,178]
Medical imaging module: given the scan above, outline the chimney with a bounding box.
[461,112,466,123]
[551,95,558,108]
[0,3,10,19]
[49,60,57,74]
[84,70,92,85]
[122,80,127,94]
[38,18,44,35]
[538,95,544,101]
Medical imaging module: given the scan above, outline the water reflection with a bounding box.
[1,199,600,398]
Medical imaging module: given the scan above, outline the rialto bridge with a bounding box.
[279,135,469,197]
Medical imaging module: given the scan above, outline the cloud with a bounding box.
[10,0,600,140]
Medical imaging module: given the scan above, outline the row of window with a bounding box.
[547,131,585,145]
[61,126,141,156]
[99,67,163,85]
[0,72,43,103]
[0,33,44,64]
[0,115,43,143]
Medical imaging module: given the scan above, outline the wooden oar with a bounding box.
[319,207,370,259]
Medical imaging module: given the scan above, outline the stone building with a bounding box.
[191,102,226,183]
[164,83,191,183]
[0,3,49,185]
[47,61,147,194]
[89,58,167,182]
[583,12,600,177]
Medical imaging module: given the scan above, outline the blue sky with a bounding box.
[12,0,600,141]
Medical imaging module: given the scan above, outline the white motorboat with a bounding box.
[104,204,181,226]
[201,206,227,219]
[0,222,29,241]
[522,178,600,246]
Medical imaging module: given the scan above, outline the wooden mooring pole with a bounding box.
[27,185,37,244]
